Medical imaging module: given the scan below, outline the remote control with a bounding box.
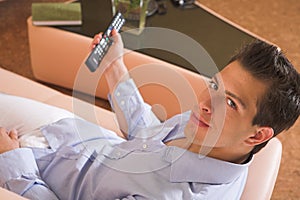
[85,12,125,72]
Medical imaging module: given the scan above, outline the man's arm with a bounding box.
[91,31,161,138]
[0,129,59,200]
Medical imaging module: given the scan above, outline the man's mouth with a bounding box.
[190,112,210,128]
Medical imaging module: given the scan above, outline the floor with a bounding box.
[0,0,299,199]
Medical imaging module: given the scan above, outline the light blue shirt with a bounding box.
[0,79,250,200]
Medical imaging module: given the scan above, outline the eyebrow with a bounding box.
[212,76,247,109]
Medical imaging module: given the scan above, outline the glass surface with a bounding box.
[112,0,150,34]
[58,0,256,75]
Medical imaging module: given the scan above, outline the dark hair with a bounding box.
[228,40,300,154]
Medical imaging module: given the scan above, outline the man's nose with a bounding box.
[199,98,212,114]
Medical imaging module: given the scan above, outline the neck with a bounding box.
[166,139,251,164]
[190,143,251,164]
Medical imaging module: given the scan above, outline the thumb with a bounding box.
[111,29,118,36]
[110,30,123,46]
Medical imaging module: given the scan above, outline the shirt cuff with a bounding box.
[108,78,142,110]
[0,148,39,186]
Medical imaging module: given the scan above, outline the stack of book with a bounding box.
[31,2,82,26]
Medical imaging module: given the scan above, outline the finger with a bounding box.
[111,32,122,45]
[90,39,99,51]
[9,129,18,140]
[90,33,103,50]
[92,35,101,45]
[95,32,103,42]
[111,29,117,36]
[94,33,102,41]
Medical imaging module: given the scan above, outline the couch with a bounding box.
[0,17,282,199]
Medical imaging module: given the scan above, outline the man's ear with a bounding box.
[245,127,274,146]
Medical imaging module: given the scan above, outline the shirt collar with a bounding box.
[160,111,191,142]
[163,146,251,184]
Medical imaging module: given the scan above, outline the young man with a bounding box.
[0,31,299,200]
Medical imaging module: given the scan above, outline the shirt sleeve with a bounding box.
[0,148,59,200]
[109,79,161,139]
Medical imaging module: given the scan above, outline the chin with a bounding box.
[184,123,205,145]
[186,122,223,148]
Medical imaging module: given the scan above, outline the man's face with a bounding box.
[184,61,267,153]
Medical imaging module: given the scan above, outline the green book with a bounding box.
[32,2,82,26]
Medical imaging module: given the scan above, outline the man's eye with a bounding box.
[227,98,237,110]
[209,81,218,91]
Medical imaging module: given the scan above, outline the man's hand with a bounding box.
[90,29,128,90]
[89,29,124,72]
[0,127,19,154]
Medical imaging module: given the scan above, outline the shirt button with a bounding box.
[120,100,125,106]
[142,144,148,149]
[116,92,120,97]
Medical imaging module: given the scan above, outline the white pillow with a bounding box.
[0,93,75,148]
